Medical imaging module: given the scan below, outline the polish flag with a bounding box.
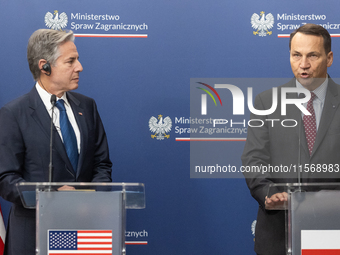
[0,205,5,255]
[302,230,340,255]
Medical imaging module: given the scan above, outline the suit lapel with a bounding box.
[312,79,340,157]
[29,86,75,177]
[67,92,88,178]
[29,87,52,140]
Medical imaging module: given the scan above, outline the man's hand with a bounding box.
[57,185,76,191]
[265,192,288,210]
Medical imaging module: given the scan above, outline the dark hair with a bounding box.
[289,23,331,54]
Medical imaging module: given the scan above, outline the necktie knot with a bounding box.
[55,99,66,111]
[309,92,316,102]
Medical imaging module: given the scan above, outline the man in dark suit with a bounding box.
[242,24,340,254]
[0,29,112,254]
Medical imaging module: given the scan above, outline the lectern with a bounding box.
[267,183,340,255]
[16,182,145,255]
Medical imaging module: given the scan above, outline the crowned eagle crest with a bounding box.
[149,115,172,140]
[45,10,68,30]
[251,11,274,37]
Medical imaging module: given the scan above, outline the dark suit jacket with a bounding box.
[241,78,340,255]
[0,86,112,255]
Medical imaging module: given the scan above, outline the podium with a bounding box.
[267,183,340,255]
[16,182,145,255]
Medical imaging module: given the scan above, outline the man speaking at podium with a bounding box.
[242,24,340,255]
[0,29,112,254]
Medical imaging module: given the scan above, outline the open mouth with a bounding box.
[300,72,311,79]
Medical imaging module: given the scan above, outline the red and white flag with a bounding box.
[301,230,340,255]
[0,205,5,255]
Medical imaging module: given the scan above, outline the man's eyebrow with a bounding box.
[66,56,79,61]
[291,50,320,54]
[308,51,320,55]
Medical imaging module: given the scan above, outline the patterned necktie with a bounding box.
[55,99,78,172]
[303,92,317,155]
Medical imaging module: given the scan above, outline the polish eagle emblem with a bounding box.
[149,115,172,140]
[45,10,68,30]
[251,11,274,37]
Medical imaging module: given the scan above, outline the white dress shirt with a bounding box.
[35,82,81,153]
[296,76,328,130]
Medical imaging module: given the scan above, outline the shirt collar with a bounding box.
[35,82,70,109]
[296,76,328,103]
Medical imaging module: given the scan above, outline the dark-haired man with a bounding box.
[242,23,340,255]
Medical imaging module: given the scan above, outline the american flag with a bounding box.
[48,230,112,254]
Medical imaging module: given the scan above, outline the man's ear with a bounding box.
[327,51,333,68]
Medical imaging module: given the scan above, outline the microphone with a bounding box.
[297,93,306,192]
[50,94,56,105]
[49,95,56,184]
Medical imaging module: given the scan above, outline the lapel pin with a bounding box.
[78,112,83,116]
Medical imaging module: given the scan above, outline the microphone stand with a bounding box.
[297,93,306,193]
[297,115,302,192]
[48,95,56,191]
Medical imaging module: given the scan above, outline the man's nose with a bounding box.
[75,60,83,72]
[299,56,310,69]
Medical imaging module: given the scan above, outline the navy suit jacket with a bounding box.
[242,78,340,255]
[0,86,112,254]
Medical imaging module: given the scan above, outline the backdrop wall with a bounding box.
[1,0,340,254]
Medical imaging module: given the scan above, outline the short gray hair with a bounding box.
[27,29,75,81]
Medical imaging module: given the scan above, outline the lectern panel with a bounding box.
[36,191,125,255]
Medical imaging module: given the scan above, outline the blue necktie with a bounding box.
[55,99,78,172]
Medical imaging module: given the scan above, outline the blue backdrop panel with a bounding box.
[1,0,340,254]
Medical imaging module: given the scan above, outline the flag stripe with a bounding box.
[302,250,340,255]
[49,250,112,254]
[78,245,112,248]
[48,252,112,254]
[74,34,147,38]
[78,235,111,239]
[78,239,111,242]
[78,248,112,250]
[78,236,111,239]
[301,230,340,249]
[278,34,340,38]
[78,230,112,234]
[78,242,112,245]
[0,239,4,255]
[125,241,148,245]
[0,205,5,255]
[175,137,246,141]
